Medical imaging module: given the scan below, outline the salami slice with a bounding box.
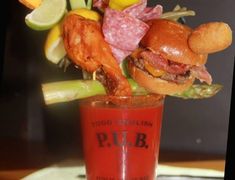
[123,0,147,18]
[110,45,132,63]
[123,0,163,21]
[137,5,163,21]
[103,8,149,51]
[101,1,163,63]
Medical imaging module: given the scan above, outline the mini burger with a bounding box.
[127,19,232,95]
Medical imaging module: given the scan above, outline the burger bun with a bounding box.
[128,60,195,95]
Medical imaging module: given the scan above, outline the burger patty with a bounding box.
[129,57,191,84]
[140,50,191,75]
[160,72,190,84]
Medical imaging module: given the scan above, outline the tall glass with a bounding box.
[79,95,164,180]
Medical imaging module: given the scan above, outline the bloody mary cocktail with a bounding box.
[79,95,164,180]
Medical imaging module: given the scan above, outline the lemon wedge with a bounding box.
[44,24,66,64]
[69,8,101,21]
[109,0,140,10]
[25,0,67,30]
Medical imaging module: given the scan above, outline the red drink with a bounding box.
[79,95,164,180]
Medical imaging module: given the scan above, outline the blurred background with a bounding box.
[0,0,234,158]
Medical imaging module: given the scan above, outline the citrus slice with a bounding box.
[19,0,42,9]
[44,24,66,64]
[25,0,67,30]
[69,8,101,21]
[109,0,140,10]
[69,0,86,10]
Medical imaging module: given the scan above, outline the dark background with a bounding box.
[0,0,234,156]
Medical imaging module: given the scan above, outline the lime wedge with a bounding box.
[25,0,67,31]
[69,0,86,10]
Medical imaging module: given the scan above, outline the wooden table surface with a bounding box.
[0,138,225,180]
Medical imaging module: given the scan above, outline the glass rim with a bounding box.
[79,94,165,108]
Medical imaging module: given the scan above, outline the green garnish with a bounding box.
[69,0,86,9]
[172,84,223,99]
[42,79,222,105]
[69,0,93,10]
[42,79,147,105]
[161,4,196,21]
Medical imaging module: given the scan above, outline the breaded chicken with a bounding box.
[62,14,132,96]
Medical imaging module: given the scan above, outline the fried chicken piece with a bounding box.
[188,22,232,54]
[62,14,132,96]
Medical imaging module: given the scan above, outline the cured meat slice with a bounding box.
[140,51,191,75]
[103,8,149,51]
[123,0,163,21]
[101,0,163,63]
[110,45,132,63]
[137,5,163,21]
[123,0,147,18]
[102,8,148,62]
[190,65,212,85]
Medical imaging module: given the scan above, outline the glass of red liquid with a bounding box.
[79,94,164,180]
